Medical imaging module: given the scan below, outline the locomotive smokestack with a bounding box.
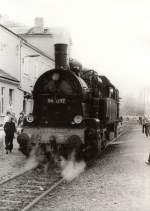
[55,44,68,69]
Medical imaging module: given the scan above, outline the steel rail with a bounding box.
[0,121,129,210]
[0,169,34,186]
[21,123,129,211]
[21,178,64,211]
[113,127,128,142]
[106,122,129,147]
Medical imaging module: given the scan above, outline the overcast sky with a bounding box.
[1,0,150,97]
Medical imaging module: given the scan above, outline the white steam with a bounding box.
[22,145,86,181]
[23,149,39,171]
[60,151,86,182]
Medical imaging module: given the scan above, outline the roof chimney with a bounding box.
[34,17,44,31]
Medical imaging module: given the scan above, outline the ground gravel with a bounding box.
[1,125,150,211]
[32,124,150,211]
[0,133,26,181]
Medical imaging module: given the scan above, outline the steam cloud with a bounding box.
[22,145,86,182]
[60,151,86,182]
[23,153,39,171]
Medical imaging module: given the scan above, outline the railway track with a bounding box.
[23,123,131,210]
[0,167,64,211]
[0,121,130,211]
[104,120,130,147]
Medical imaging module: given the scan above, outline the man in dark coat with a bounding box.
[4,116,16,154]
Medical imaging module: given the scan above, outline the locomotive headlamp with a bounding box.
[26,114,34,123]
[52,72,60,81]
[73,115,83,124]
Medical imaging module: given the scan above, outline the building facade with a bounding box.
[0,70,22,125]
[0,24,54,124]
[18,17,72,60]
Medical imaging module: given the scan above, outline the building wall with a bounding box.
[20,43,54,114]
[22,34,71,60]
[20,43,54,93]
[0,80,23,124]
[23,36,55,59]
[0,25,54,121]
[0,26,20,80]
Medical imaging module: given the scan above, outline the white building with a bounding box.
[0,69,22,125]
[0,24,54,124]
[16,17,72,59]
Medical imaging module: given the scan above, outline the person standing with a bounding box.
[17,112,24,128]
[142,116,149,136]
[139,116,142,125]
[3,111,11,124]
[145,121,150,137]
[4,116,16,154]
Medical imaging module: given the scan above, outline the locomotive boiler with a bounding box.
[18,44,120,162]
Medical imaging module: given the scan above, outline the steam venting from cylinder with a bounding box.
[55,43,68,69]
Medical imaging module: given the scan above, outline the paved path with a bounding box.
[0,129,26,180]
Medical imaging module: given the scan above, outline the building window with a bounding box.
[9,89,14,106]
[1,87,5,114]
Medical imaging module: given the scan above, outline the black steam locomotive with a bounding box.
[18,44,120,162]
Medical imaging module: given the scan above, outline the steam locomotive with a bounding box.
[18,44,120,162]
